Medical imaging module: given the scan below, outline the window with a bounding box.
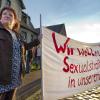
[0,0,2,8]
[31,35,34,41]
[21,14,27,24]
[20,31,27,41]
[31,34,37,41]
[6,0,11,6]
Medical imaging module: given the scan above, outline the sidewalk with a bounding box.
[20,70,41,87]
[16,70,41,100]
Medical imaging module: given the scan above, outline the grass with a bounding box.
[30,63,40,71]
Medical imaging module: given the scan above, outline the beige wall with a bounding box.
[0,0,6,9]
[11,0,22,21]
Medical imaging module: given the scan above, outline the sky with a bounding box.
[24,0,100,43]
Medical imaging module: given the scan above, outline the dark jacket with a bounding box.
[22,39,40,50]
[0,22,40,85]
[0,23,14,85]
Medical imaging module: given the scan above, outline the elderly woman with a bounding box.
[0,7,39,100]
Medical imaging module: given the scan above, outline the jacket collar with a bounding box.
[0,21,5,29]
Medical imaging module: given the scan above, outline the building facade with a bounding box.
[20,11,38,43]
[0,0,39,43]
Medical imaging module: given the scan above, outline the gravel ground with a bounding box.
[26,89,41,100]
[61,85,100,100]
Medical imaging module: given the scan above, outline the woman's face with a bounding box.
[0,9,15,28]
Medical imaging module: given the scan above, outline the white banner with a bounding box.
[42,27,100,100]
